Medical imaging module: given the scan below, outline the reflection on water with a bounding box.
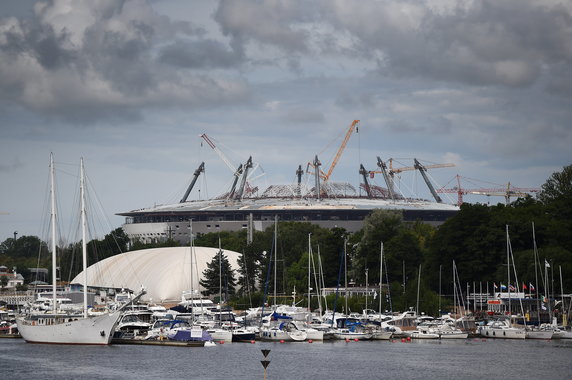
[1,338,571,380]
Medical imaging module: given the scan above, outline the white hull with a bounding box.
[17,311,121,345]
[371,330,393,340]
[206,328,233,343]
[526,330,553,340]
[479,326,526,339]
[260,328,307,341]
[410,330,440,339]
[437,331,468,339]
[333,329,372,340]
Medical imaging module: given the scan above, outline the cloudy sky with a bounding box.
[1,0,571,242]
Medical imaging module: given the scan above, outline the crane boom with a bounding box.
[323,120,359,181]
[414,158,442,203]
[200,133,236,173]
[359,164,373,198]
[376,156,395,200]
[180,162,205,203]
[436,175,540,205]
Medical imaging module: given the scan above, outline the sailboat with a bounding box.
[17,155,139,345]
[478,226,525,340]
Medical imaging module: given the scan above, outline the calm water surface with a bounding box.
[1,338,571,379]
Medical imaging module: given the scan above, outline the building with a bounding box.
[119,196,458,244]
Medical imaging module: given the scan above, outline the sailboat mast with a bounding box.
[344,238,349,315]
[560,265,565,326]
[308,233,311,313]
[416,265,421,315]
[506,225,511,315]
[219,236,222,324]
[80,158,88,318]
[533,222,541,323]
[273,215,277,306]
[379,242,383,317]
[50,153,57,316]
[190,220,194,321]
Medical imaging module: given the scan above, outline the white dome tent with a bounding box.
[71,247,241,303]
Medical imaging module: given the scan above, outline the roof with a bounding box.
[118,196,459,216]
[71,247,240,303]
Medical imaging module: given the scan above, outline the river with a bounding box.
[1,338,571,379]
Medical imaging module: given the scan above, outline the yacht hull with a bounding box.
[16,311,121,345]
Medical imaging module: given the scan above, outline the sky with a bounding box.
[1,0,571,242]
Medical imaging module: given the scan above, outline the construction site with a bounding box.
[118,120,539,244]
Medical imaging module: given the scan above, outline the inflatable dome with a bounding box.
[71,247,240,302]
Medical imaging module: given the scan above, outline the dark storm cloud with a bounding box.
[214,0,572,93]
[0,0,248,123]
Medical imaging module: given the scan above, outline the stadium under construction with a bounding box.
[118,121,461,244]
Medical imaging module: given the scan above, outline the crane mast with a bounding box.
[359,164,373,198]
[227,164,243,200]
[376,156,395,200]
[235,157,253,200]
[414,158,442,203]
[180,162,205,203]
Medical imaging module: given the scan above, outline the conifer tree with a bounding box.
[199,251,236,300]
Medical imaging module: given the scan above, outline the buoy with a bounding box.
[345,338,350,342]
[354,338,359,342]
[250,340,256,344]
[406,336,411,342]
[308,339,313,343]
[280,339,285,343]
[401,338,406,343]
[219,341,225,345]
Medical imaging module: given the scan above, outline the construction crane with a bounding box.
[200,133,236,173]
[359,164,373,198]
[180,162,205,203]
[307,120,360,182]
[414,158,442,203]
[436,175,540,206]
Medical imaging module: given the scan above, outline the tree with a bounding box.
[199,251,236,301]
[538,164,572,205]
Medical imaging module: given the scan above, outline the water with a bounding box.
[2,338,571,379]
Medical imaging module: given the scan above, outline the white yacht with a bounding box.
[478,320,526,339]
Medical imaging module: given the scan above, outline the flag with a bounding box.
[529,283,535,292]
[542,295,548,303]
[493,283,498,289]
[522,283,527,290]
[509,284,516,292]
[500,284,507,291]
[373,290,378,300]
[545,259,551,268]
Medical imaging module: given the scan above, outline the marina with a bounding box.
[2,335,571,379]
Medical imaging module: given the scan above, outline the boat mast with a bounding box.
[379,242,383,318]
[80,158,88,318]
[219,236,222,325]
[50,153,57,316]
[532,222,541,324]
[273,215,277,307]
[308,233,311,313]
[506,225,511,316]
[344,238,348,315]
[416,264,421,315]
[189,220,194,322]
[560,265,565,326]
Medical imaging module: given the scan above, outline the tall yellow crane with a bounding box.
[307,119,360,181]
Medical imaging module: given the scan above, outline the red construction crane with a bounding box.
[436,175,540,206]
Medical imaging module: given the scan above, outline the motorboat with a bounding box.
[478,320,526,339]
